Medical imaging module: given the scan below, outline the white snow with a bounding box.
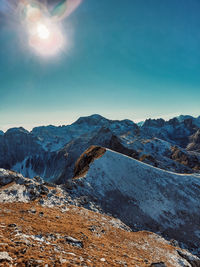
[0,252,12,262]
[0,184,29,203]
[76,149,200,228]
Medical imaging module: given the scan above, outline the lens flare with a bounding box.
[18,0,82,57]
[51,0,82,21]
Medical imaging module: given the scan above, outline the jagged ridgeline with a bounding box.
[0,114,200,183]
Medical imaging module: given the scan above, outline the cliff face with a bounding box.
[0,127,41,169]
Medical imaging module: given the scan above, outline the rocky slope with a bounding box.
[1,141,200,258]
[1,202,200,267]
[187,129,200,152]
[68,146,200,257]
[0,114,200,183]
[0,169,200,266]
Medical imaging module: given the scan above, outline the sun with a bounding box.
[19,2,65,57]
[27,19,65,57]
[36,23,50,40]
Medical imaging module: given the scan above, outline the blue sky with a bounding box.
[0,0,200,131]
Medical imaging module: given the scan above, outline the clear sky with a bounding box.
[0,0,200,131]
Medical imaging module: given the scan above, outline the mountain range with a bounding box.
[1,114,200,263]
[0,114,200,184]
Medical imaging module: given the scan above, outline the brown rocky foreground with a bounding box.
[0,201,199,267]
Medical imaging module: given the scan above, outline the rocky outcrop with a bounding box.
[0,169,53,203]
[170,146,200,171]
[0,169,24,187]
[177,250,200,267]
[0,252,13,263]
[74,146,106,179]
[187,129,200,152]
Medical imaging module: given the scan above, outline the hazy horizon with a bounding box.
[1,112,200,132]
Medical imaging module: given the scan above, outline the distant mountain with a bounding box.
[176,114,200,126]
[0,114,199,183]
[140,117,198,147]
[137,121,144,126]
[176,115,194,122]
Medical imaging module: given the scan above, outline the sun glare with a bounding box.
[37,23,50,40]
[28,20,65,57]
[27,19,65,57]
[19,1,66,57]
[18,0,82,58]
